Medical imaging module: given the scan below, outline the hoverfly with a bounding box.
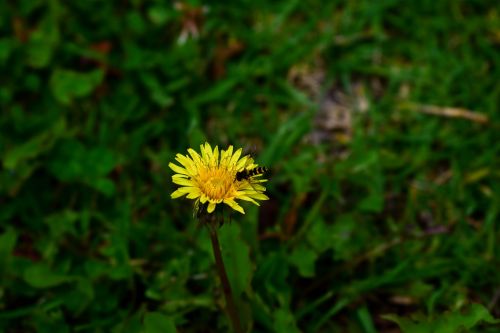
[235,166,269,181]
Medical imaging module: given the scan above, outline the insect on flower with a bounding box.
[235,166,269,181]
[169,142,269,216]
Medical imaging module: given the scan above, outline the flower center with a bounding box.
[198,166,233,200]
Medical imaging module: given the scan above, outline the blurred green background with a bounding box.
[1,1,500,332]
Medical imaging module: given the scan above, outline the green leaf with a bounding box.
[191,78,239,105]
[306,214,359,261]
[23,264,72,288]
[50,69,104,104]
[33,308,70,333]
[47,140,117,195]
[44,210,78,239]
[0,38,15,64]
[330,214,358,260]
[254,251,290,304]
[47,140,86,180]
[26,17,59,68]
[288,244,317,278]
[0,228,17,276]
[60,278,94,314]
[218,223,253,297]
[3,118,66,169]
[87,146,119,175]
[113,311,142,333]
[382,303,500,333]
[259,112,311,165]
[307,218,334,253]
[357,306,377,333]
[126,11,146,35]
[142,312,176,333]
[139,73,174,107]
[123,42,159,70]
[147,6,173,26]
[273,308,301,333]
[358,190,384,213]
[89,177,116,197]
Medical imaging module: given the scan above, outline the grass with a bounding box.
[1,0,499,332]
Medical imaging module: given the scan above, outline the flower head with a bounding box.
[169,142,269,215]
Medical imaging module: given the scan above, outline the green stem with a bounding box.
[207,222,243,333]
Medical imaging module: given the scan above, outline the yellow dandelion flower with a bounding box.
[169,142,269,215]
